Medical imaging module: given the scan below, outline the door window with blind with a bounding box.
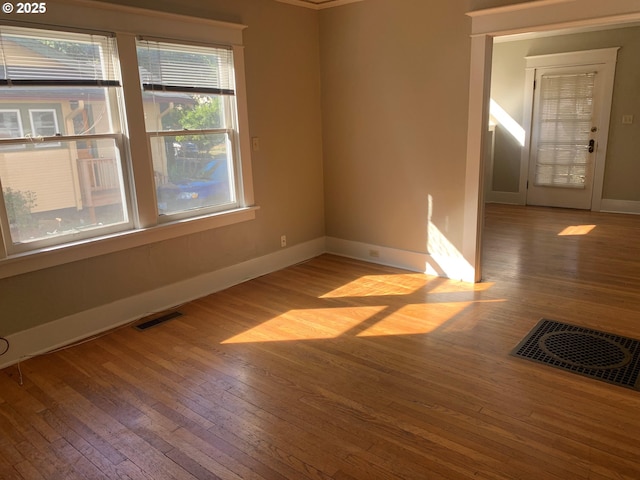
[136,39,239,218]
[0,26,130,252]
[533,72,596,188]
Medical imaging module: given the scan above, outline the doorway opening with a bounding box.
[465,1,640,282]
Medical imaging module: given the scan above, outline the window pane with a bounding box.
[0,138,128,245]
[534,73,595,188]
[150,134,234,215]
[30,109,59,137]
[137,38,242,221]
[0,110,23,138]
[136,40,234,93]
[0,87,117,137]
[0,26,119,84]
[142,93,225,132]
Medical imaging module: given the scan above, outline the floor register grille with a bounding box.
[511,319,640,390]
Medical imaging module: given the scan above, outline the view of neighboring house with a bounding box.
[0,32,231,243]
[0,34,125,240]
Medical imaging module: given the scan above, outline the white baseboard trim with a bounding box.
[1,235,479,369]
[326,236,430,274]
[485,191,524,205]
[326,237,476,282]
[0,237,326,370]
[599,199,640,215]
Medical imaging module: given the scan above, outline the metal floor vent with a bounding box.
[135,311,183,331]
[511,319,640,391]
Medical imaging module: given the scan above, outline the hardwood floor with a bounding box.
[2,203,640,479]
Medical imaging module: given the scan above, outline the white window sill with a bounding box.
[0,206,259,280]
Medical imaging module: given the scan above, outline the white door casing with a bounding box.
[464,0,640,283]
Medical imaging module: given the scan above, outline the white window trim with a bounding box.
[28,108,61,147]
[0,0,256,278]
[0,206,259,279]
[0,109,24,138]
[29,109,59,136]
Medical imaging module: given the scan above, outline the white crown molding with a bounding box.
[275,0,363,10]
[466,0,640,37]
[466,0,574,18]
[62,0,247,30]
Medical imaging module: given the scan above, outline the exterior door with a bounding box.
[526,65,603,209]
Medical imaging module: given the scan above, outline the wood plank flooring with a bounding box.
[2,203,640,479]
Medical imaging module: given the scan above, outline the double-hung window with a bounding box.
[0,26,130,252]
[0,7,254,275]
[136,39,241,218]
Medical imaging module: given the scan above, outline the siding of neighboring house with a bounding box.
[0,40,115,219]
[0,35,163,218]
[0,147,79,212]
[0,95,115,214]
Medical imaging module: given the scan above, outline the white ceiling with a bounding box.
[275,0,363,10]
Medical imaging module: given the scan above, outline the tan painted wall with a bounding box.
[0,0,539,338]
[320,0,472,255]
[491,25,640,201]
[0,0,325,336]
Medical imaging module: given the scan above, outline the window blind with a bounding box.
[534,72,596,187]
[0,26,119,86]
[136,39,235,95]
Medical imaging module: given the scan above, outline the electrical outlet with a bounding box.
[622,115,634,125]
[280,235,287,248]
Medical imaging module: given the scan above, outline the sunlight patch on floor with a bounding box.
[558,225,596,236]
[356,301,473,337]
[426,281,494,294]
[221,266,499,344]
[221,306,387,343]
[319,274,431,299]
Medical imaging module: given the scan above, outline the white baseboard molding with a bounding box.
[327,237,475,282]
[2,235,478,369]
[326,236,434,274]
[599,199,640,215]
[0,237,326,370]
[485,191,525,205]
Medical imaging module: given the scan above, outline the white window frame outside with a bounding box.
[0,1,255,279]
[29,108,60,137]
[28,108,61,147]
[0,109,24,139]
